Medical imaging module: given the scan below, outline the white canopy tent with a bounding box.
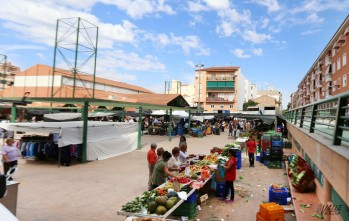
[172,110,189,118]
[191,115,215,122]
[151,110,166,115]
[0,121,138,161]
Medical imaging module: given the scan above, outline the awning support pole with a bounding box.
[82,101,89,163]
[188,110,191,131]
[137,106,142,150]
[11,105,16,123]
[168,108,172,142]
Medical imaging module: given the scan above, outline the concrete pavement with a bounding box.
[6,131,289,221]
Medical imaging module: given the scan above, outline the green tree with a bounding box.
[243,100,258,111]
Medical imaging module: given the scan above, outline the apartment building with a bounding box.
[291,16,349,108]
[166,79,195,107]
[0,62,20,95]
[194,66,245,113]
[2,64,153,101]
[244,80,257,102]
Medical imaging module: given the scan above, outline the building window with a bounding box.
[332,48,336,57]
[343,53,347,66]
[337,77,341,89]
[343,75,347,87]
[337,58,341,70]
[220,105,224,109]
[332,63,336,73]
[210,104,214,108]
[230,104,234,108]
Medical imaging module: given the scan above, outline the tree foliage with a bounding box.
[243,100,259,111]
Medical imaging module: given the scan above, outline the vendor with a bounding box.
[2,138,19,180]
[168,147,180,173]
[221,149,237,203]
[178,143,188,165]
[151,151,179,189]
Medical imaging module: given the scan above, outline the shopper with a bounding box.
[228,121,233,137]
[147,143,157,190]
[168,147,180,174]
[156,147,165,162]
[178,143,188,165]
[151,151,179,189]
[221,148,236,203]
[2,138,19,180]
[246,136,257,167]
[178,135,187,147]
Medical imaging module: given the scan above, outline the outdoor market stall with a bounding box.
[0,121,137,161]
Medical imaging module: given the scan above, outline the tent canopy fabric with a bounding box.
[0,121,137,161]
[172,110,189,117]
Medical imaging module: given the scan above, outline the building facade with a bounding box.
[0,62,20,96]
[244,80,257,102]
[165,79,195,107]
[194,66,245,113]
[256,88,282,114]
[2,64,153,102]
[291,16,349,108]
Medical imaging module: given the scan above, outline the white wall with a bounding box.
[14,75,62,87]
[237,70,246,111]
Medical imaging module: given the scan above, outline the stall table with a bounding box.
[117,178,211,220]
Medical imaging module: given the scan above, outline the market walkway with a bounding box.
[9,132,290,221]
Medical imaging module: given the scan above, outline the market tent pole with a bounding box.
[82,101,89,163]
[137,106,142,150]
[168,108,172,142]
[11,105,16,122]
[188,110,191,131]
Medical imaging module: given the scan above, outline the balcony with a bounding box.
[325,74,332,82]
[206,97,234,102]
[325,55,331,66]
[207,77,234,81]
[310,87,315,92]
[206,87,235,91]
[311,74,315,80]
[316,82,322,88]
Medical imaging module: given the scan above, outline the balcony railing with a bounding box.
[206,97,234,102]
[325,75,332,82]
[284,90,349,146]
[206,77,234,81]
[325,55,331,66]
[206,87,235,91]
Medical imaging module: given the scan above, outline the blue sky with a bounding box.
[0,0,349,109]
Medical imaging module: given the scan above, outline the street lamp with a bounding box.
[195,63,204,113]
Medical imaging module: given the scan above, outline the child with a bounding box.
[221,148,236,203]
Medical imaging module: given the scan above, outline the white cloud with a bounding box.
[186,61,195,68]
[216,9,252,37]
[300,28,321,35]
[251,48,263,56]
[189,14,204,27]
[261,18,270,28]
[242,30,271,44]
[251,0,281,12]
[103,0,175,19]
[187,0,230,12]
[99,49,166,72]
[203,0,230,11]
[232,49,251,58]
[145,33,210,55]
[36,53,46,59]
[306,13,324,23]
[0,44,46,52]
[0,1,140,49]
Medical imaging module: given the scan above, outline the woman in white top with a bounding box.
[178,143,188,165]
[168,147,180,174]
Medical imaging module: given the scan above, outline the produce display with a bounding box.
[169,177,191,184]
[287,155,315,192]
[132,218,166,221]
[203,154,218,164]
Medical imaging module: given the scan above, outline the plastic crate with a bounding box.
[256,211,266,221]
[269,186,288,198]
[260,202,284,221]
[186,191,197,203]
[269,196,287,205]
[256,155,260,162]
[215,182,225,197]
[271,141,283,147]
[172,202,197,218]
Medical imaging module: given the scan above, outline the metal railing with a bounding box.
[285,90,349,146]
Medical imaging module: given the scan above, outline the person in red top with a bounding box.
[246,135,257,167]
[222,149,237,203]
[147,143,157,190]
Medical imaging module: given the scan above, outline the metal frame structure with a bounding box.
[2,97,190,163]
[284,91,349,146]
[51,17,98,98]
